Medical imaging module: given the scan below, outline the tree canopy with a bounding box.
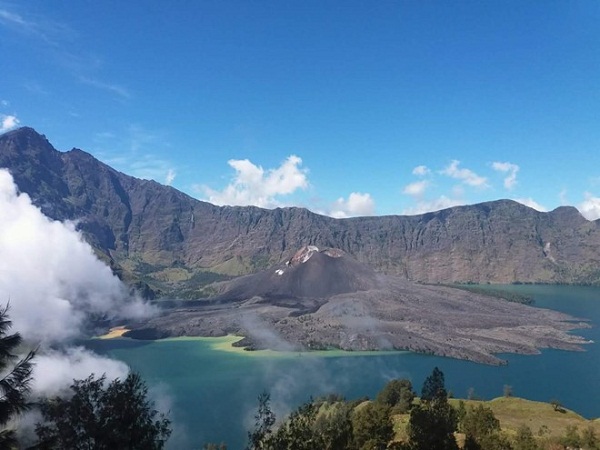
[376,379,414,413]
[420,366,446,402]
[33,372,171,450]
[0,305,35,450]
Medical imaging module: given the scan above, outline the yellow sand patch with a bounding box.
[97,326,130,339]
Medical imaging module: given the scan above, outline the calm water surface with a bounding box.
[86,285,600,449]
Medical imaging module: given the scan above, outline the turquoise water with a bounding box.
[86,285,600,450]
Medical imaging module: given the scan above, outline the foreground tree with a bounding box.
[33,373,171,450]
[351,402,393,450]
[246,392,276,450]
[408,368,457,450]
[376,379,415,413]
[420,367,447,401]
[513,425,539,450]
[0,305,35,450]
[460,404,513,450]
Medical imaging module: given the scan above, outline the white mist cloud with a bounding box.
[402,180,429,197]
[32,347,129,397]
[0,115,19,133]
[0,169,154,344]
[165,168,176,186]
[559,189,569,205]
[0,169,158,398]
[201,155,309,208]
[440,160,488,188]
[330,192,375,218]
[514,197,547,212]
[402,196,464,216]
[579,193,600,220]
[492,161,519,190]
[412,165,430,176]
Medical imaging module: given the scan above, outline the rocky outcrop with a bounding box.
[2,127,600,297]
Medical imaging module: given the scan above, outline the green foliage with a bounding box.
[312,402,354,450]
[445,285,534,305]
[513,425,539,450]
[203,444,227,450]
[581,425,600,449]
[269,401,321,450]
[560,424,581,448]
[0,305,35,450]
[408,398,458,450]
[408,368,458,450]
[247,392,276,450]
[458,404,514,450]
[351,402,393,450]
[420,367,446,402]
[477,433,513,450]
[456,400,467,424]
[460,404,500,440]
[34,373,171,450]
[376,379,414,413]
[248,396,356,450]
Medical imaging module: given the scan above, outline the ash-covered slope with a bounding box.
[3,127,600,294]
[130,248,590,365]
[215,246,384,302]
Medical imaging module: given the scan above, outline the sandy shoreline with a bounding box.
[161,335,407,358]
[95,330,408,359]
[97,326,130,339]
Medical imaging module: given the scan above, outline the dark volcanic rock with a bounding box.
[216,246,383,303]
[135,250,591,365]
[3,127,600,295]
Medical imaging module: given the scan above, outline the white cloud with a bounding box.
[0,115,19,133]
[201,155,309,208]
[412,165,430,176]
[514,197,547,212]
[440,160,488,187]
[559,189,568,205]
[79,76,131,99]
[0,169,155,344]
[0,6,74,47]
[0,8,32,30]
[402,196,464,215]
[579,193,600,220]
[492,161,519,190]
[330,192,375,218]
[402,180,429,197]
[165,168,176,186]
[32,347,129,397]
[0,168,160,398]
[1,100,9,107]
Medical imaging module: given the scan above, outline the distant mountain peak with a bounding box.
[3,127,600,292]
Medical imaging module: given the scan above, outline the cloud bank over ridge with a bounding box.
[0,168,155,395]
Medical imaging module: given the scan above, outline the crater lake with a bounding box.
[86,285,600,450]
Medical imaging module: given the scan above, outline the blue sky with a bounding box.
[2,1,600,218]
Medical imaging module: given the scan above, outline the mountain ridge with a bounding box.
[2,126,600,297]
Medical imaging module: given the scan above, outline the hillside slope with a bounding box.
[2,127,600,296]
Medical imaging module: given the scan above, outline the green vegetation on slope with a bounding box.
[443,284,535,305]
[239,368,600,450]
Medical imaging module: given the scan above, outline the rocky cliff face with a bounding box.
[2,127,600,297]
